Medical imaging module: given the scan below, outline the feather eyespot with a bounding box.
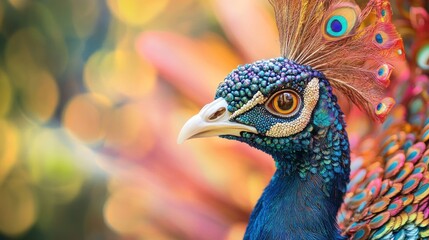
[322,4,360,40]
[376,64,392,87]
[377,2,393,22]
[326,16,348,37]
[375,97,395,122]
[416,43,429,71]
[372,24,400,49]
[266,90,301,117]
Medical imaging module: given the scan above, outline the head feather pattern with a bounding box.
[269,0,405,121]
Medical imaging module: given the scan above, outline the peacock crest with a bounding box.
[269,0,404,122]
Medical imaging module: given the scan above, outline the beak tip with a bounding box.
[177,137,185,144]
[177,131,187,144]
[177,128,191,144]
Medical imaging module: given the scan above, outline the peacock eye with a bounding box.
[266,90,301,117]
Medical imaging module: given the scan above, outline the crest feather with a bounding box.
[269,0,404,122]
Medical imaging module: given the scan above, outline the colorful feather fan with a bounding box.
[269,0,405,121]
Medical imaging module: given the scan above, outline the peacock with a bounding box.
[178,0,429,239]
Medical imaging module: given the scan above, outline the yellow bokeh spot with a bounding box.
[63,94,111,143]
[21,70,59,123]
[5,28,44,88]
[107,0,169,26]
[0,70,13,117]
[84,49,156,100]
[84,50,110,95]
[0,178,36,236]
[104,186,152,235]
[5,24,68,81]
[0,120,19,185]
[110,50,157,98]
[26,129,85,204]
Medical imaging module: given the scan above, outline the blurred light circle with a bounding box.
[26,129,85,204]
[63,93,111,143]
[6,28,61,123]
[105,103,153,151]
[5,22,68,78]
[20,70,59,123]
[0,120,19,185]
[30,2,69,75]
[5,28,45,88]
[104,186,152,235]
[107,0,169,26]
[84,50,157,100]
[84,51,110,96]
[109,50,157,99]
[0,178,36,236]
[0,70,13,117]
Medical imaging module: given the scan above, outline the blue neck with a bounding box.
[244,169,346,240]
[243,104,350,239]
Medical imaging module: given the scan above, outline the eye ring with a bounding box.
[265,90,302,117]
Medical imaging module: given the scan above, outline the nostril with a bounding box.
[208,107,226,121]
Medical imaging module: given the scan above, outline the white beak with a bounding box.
[177,98,258,144]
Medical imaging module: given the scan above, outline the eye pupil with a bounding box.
[277,93,294,110]
[267,90,301,117]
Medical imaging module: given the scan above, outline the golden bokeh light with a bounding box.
[104,185,153,236]
[108,50,157,99]
[84,49,157,100]
[0,177,36,236]
[20,70,59,123]
[0,120,19,185]
[84,50,110,96]
[26,129,85,204]
[105,103,154,153]
[5,28,45,87]
[5,17,68,81]
[63,94,111,144]
[107,0,169,26]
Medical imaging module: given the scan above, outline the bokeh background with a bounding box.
[0,0,426,239]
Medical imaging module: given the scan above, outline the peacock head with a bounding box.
[178,58,349,176]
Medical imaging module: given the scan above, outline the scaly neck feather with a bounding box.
[244,170,346,240]
[244,112,350,240]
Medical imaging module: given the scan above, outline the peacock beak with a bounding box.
[177,98,258,144]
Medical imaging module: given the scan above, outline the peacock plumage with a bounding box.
[178,0,429,239]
